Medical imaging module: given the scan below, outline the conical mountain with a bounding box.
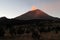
[15,9,55,20]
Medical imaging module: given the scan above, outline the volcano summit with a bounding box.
[15,9,55,20]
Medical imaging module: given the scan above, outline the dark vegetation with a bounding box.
[0,17,60,40]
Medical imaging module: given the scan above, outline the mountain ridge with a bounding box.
[14,9,57,20]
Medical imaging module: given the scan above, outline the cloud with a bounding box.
[36,0,60,17]
[43,2,60,10]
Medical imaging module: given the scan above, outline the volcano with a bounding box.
[15,9,56,20]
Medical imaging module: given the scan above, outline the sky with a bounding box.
[0,0,60,18]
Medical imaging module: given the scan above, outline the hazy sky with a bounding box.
[0,0,60,18]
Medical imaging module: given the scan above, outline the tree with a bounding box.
[32,31,40,40]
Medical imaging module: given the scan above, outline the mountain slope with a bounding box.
[15,9,55,20]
